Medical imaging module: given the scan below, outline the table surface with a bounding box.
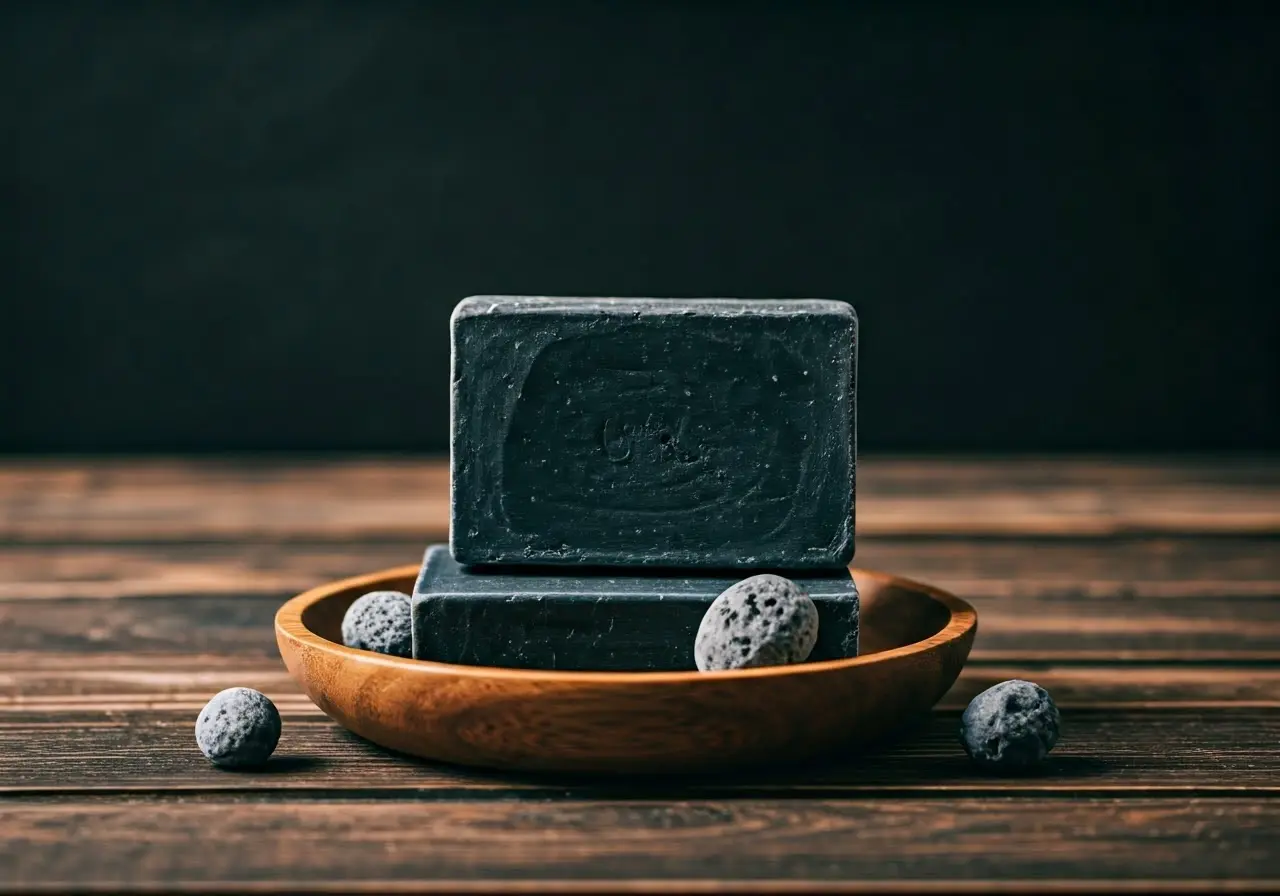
[1,455,1277,892]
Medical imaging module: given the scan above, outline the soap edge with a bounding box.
[452,295,857,319]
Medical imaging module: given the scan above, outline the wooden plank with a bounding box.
[0,542,423,600]
[3,538,1277,660]
[971,592,1280,661]
[856,537,1280,600]
[853,455,1280,537]
[3,583,1276,664]
[948,665,1280,709]
[5,655,1278,713]
[2,797,1276,891]
[0,457,449,544]
[1,457,1276,543]
[2,538,1278,600]
[0,709,1276,796]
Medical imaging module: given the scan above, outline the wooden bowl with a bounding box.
[276,566,977,774]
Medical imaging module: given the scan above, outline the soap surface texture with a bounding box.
[411,545,858,671]
[450,296,857,569]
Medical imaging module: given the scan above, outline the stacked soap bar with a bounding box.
[412,545,859,671]
[414,296,859,671]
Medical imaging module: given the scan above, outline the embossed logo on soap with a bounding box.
[500,329,808,527]
[602,414,701,465]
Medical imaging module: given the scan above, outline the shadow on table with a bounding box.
[254,755,332,774]
[207,755,333,776]
[328,712,1110,796]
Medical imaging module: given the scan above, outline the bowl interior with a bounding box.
[300,569,953,670]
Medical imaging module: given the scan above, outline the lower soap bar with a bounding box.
[411,545,858,671]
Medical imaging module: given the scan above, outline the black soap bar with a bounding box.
[450,296,858,569]
[411,545,859,671]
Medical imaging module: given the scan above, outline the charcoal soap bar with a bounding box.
[450,296,858,569]
[412,545,859,671]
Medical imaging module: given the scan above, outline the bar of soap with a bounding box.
[411,545,859,671]
[450,296,858,569]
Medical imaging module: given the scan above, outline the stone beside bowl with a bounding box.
[275,566,977,774]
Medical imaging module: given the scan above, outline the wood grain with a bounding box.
[3,537,1277,600]
[3,798,1276,891]
[1,456,1276,542]
[3,587,1276,664]
[5,656,1278,713]
[0,709,1275,796]
[0,456,1275,890]
[947,665,1280,709]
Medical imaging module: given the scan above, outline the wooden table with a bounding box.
[2,456,1278,892]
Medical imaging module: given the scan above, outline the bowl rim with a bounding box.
[276,564,977,685]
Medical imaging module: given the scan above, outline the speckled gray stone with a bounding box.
[195,687,281,769]
[412,545,858,671]
[960,679,1061,770]
[341,590,412,657]
[450,296,857,569]
[694,574,820,671]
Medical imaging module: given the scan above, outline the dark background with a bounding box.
[2,2,1276,454]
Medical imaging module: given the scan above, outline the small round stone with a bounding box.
[195,687,281,769]
[341,590,412,657]
[960,679,1060,770]
[694,574,819,671]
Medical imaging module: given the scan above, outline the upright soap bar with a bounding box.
[450,296,857,569]
[412,545,859,671]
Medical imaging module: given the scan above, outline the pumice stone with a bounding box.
[411,545,858,671]
[341,590,412,657]
[694,574,820,671]
[449,296,858,569]
[959,679,1061,770]
[195,687,282,769]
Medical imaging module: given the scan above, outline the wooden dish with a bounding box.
[276,566,977,774]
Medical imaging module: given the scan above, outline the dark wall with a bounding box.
[3,2,1277,454]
